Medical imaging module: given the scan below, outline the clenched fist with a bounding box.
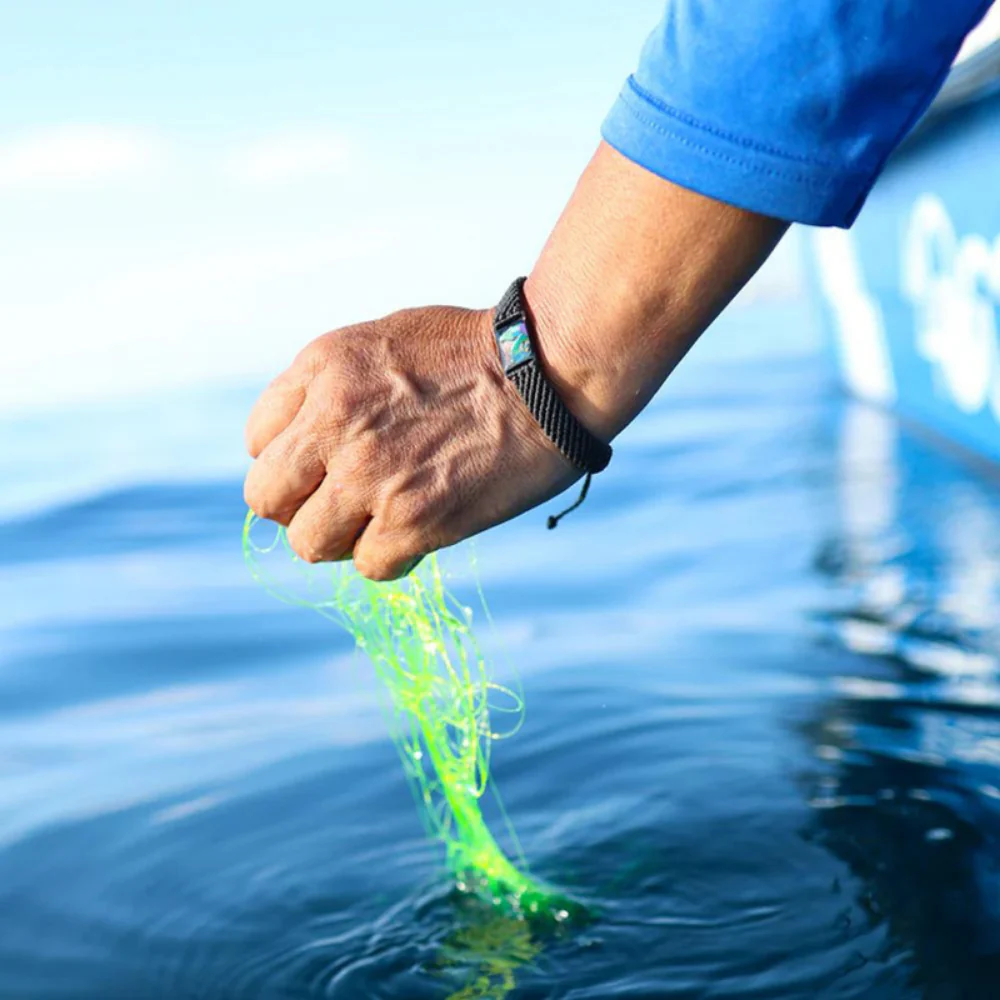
[243,305,577,580]
[243,144,786,581]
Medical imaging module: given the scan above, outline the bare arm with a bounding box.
[243,142,787,579]
[528,143,787,439]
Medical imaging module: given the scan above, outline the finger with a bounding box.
[245,377,307,459]
[243,418,326,524]
[352,522,425,582]
[285,477,370,564]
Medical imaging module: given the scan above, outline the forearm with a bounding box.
[525,141,788,441]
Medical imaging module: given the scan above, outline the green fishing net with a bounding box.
[243,512,578,923]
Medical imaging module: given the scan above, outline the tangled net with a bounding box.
[243,513,578,922]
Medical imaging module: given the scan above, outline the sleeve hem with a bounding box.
[601,77,876,228]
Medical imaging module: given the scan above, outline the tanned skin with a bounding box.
[244,142,787,580]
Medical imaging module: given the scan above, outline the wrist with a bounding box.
[521,143,788,443]
[522,268,642,442]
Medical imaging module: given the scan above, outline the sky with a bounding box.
[0,0,802,414]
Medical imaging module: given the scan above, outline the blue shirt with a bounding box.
[602,1,996,227]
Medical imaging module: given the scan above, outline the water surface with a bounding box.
[3,303,1000,998]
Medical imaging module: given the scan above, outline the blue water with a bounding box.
[4,303,1000,998]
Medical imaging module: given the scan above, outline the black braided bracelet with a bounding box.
[492,278,612,526]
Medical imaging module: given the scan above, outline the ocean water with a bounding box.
[3,302,1000,999]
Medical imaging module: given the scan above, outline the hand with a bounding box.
[243,305,578,580]
[244,143,786,583]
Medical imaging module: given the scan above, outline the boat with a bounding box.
[805,9,1000,464]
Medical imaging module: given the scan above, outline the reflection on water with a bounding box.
[809,402,1000,997]
[433,898,542,1000]
[818,403,1000,670]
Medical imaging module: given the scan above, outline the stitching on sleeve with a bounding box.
[625,77,853,172]
[613,92,869,193]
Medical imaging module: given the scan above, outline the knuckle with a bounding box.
[243,475,273,518]
[245,421,278,462]
[383,492,431,537]
[295,337,333,375]
[350,431,383,473]
[284,428,322,472]
[287,527,323,564]
[353,533,420,582]
[244,426,262,459]
[306,370,344,418]
[328,370,374,419]
[246,493,283,522]
[352,548,394,582]
[244,469,293,524]
[321,382,354,427]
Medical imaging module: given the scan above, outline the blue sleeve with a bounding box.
[601,0,994,227]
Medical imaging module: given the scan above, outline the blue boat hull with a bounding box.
[806,55,1000,464]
